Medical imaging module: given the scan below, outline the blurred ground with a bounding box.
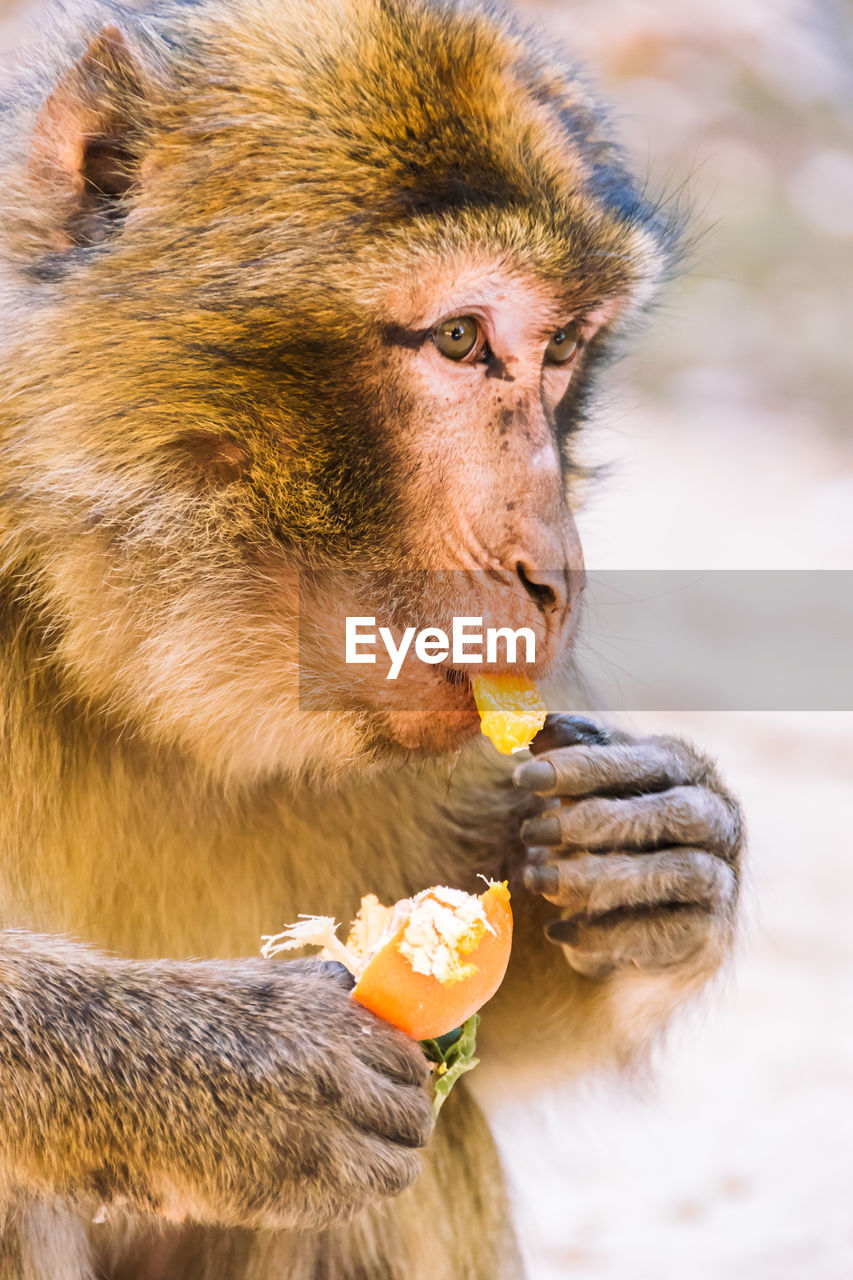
[2,0,852,1275]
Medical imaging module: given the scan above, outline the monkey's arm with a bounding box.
[0,934,432,1227]
[474,718,742,1077]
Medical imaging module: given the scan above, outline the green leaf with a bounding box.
[420,1014,481,1115]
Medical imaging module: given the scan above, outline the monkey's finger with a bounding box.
[323,1129,425,1200]
[340,1067,435,1149]
[514,739,703,799]
[524,848,736,916]
[351,1020,432,1088]
[313,958,357,990]
[519,786,739,857]
[544,904,715,977]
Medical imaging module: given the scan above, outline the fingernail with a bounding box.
[524,845,553,866]
[524,865,559,895]
[520,814,562,845]
[513,759,557,792]
[323,960,357,990]
[532,714,612,751]
[545,918,579,946]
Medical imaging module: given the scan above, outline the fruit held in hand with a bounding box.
[261,882,512,1041]
[351,882,512,1039]
[472,672,547,754]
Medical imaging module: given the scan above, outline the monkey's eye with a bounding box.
[433,315,480,361]
[545,322,581,365]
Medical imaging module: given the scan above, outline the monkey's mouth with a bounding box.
[392,661,477,713]
[370,664,480,753]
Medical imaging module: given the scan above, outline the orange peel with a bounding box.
[261,881,512,1041]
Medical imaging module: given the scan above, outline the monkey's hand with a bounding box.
[513,715,743,979]
[0,943,433,1230]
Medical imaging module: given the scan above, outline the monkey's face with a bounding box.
[29,243,629,772]
[6,241,629,779]
[292,255,608,755]
[0,0,674,783]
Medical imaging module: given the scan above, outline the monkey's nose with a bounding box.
[514,560,571,617]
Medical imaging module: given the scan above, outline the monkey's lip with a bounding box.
[389,662,477,714]
[368,664,480,752]
[381,704,481,752]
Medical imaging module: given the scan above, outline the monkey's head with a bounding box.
[0,0,675,783]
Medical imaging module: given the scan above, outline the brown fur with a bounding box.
[0,2,739,1277]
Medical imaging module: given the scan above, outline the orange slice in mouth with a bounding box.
[472,672,548,755]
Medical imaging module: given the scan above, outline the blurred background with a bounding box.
[2,0,852,1275]
[500,2,853,1277]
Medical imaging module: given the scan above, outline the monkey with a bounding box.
[0,0,744,1277]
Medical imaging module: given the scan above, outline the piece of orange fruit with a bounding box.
[351,882,512,1040]
[472,672,548,755]
[261,882,513,1042]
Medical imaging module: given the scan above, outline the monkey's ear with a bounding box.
[29,24,150,250]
